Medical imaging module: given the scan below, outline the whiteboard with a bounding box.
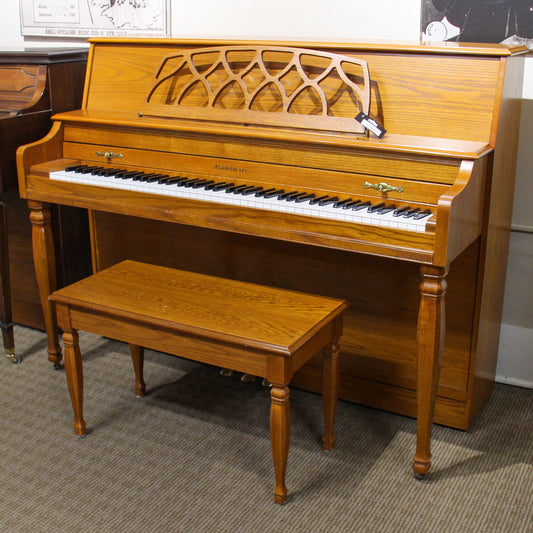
[20,0,169,38]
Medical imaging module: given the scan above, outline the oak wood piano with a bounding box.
[17,38,526,475]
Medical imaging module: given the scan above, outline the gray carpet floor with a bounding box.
[1,325,531,532]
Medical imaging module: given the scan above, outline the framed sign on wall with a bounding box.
[422,0,533,48]
[20,0,169,38]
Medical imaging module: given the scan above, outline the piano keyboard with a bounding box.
[50,165,432,232]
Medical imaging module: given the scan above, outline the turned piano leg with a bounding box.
[322,339,340,451]
[270,383,290,504]
[28,200,62,368]
[62,328,86,436]
[414,265,447,476]
[129,344,146,397]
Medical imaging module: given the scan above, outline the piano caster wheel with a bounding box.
[53,362,63,371]
[5,351,20,364]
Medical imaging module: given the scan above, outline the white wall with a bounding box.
[1,0,531,387]
[170,0,421,41]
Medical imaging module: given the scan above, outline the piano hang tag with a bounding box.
[355,112,386,139]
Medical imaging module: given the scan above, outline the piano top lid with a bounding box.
[0,48,88,65]
[87,36,529,57]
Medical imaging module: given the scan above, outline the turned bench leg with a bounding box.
[270,384,290,504]
[62,329,86,436]
[322,339,340,450]
[129,344,146,397]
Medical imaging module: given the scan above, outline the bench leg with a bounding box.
[62,329,86,436]
[129,344,146,397]
[322,340,340,450]
[270,384,290,504]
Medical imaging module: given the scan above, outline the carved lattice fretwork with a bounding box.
[139,46,371,134]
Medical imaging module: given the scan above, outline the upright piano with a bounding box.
[0,48,91,361]
[17,38,526,474]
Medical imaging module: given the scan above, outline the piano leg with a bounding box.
[130,344,146,397]
[28,200,62,368]
[322,339,340,451]
[0,202,17,363]
[270,383,290,504]
[414,265,448,476]
[62,328,86,436]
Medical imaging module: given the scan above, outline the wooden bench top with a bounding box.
[50,260,348,356]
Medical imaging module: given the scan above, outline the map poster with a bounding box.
[20,0,169,38]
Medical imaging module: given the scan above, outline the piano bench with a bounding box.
[49,260,347,504]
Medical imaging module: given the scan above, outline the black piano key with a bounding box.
[285,192,308,202]
[192,179,214,189]
[377,204,397,215]
[333,198,353,208]
[255,187,276,197]
[183,178,202,188]
[413,209,431,220]
[239,185,260,195]
[241,186,263,196]
[278,191,299,201]
[145,174,169,182]
[161,176,188,185]
[353,201,372,211]
[212,182,234,191]
[100,168,120,176]
[309,195,330,205]
[131,172,147,180]
[343,200,361,209]
[318,196,339,206]
[226,184,249,194]
[367,202,385,213]
[115,170,138,179]
[80,166,99,174]
[84,167,104,175]
[403,208,420,218]
[177,178,197,187]
[136,173,162,181]
[65,165,88,172]
[263,189,285,199]
[393,206,411,217]
[294,193,316,203]
[128,172,147,180]
[93,167,115,176]
[133,172,154,181]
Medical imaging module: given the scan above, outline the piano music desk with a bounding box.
[49,260,347,504]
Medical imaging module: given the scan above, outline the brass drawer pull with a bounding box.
[364,181,404,193]
[95,151,123,161]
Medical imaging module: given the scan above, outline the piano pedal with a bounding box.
[220,368,234,377]
[262,378,272,388]
[240,373,256,383]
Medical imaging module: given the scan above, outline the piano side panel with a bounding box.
[89,211,480,429]
[465,53,525,425]
[84,40,503,142]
